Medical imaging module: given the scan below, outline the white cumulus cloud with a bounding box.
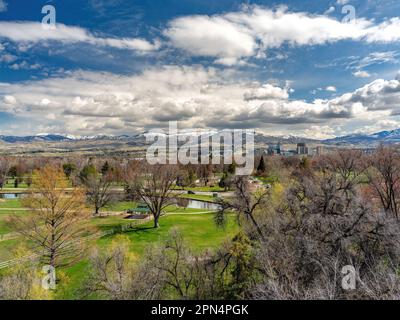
[0,66,400,136]
[0,21,160,52]
[164,7,400,64]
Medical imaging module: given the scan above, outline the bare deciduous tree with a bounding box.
[367,146,400,219]
[0,156,10,189]
[130,163,178,228]
[82,236,165,300]
[251,165,400,300]
[83,171,115,216]
[217,176,268,240]
[8,165,91,269]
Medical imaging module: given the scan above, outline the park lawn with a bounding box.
[4,180,29,189]
[101,201,212,214]
[0,212,14,235]
[101,201,134,212]
[97,213,238,257]
[0,238,20,261]
[0,199,23,209]
[0,199,27,235]
[59,212,238,299]
[165,206,211,213]
[0,203,213,255]
[0,200,229,299]
[87,215,134,233]
[0,217,12,235]
[0,209,29,235]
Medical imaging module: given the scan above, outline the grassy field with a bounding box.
[0,208,29,236]
[60,212,238,299]
[3,178,29,189]
[0,211,16,236]
[102,201,215,213]
[0,197,213,236]
[0,199,23,209]
[0,238,20,261]
[99,213,237,255]
[0,197,238,299]
[101,201,134,212]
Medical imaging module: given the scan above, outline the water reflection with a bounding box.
[0,193,22,199]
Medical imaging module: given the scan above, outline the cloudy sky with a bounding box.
[1,0,400,138]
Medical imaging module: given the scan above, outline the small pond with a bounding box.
[0,193,24,199]
[175,198,221,211]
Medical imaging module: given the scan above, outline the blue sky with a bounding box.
[0,0,400,138]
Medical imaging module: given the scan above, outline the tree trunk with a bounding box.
[50,250,56,269]
[154,214,160,228]
[247,212,265,241]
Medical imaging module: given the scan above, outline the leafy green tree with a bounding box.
[79,164,97,182]
[225,232,255,299]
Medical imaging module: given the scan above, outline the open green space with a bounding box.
[0,195,237,299]
[101,201,213,213]
[0,199,23,209]
[60,212,238,299]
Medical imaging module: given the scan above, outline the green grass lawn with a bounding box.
[59,212,238,299]
[0,238,20,261]
[0,197,236,299]
[102,200,214,213]
[0,199,27,236]
[0,199,23,209]
[0,211,20,235]
[101,201,134,212]
[107,213,238,255]
[4,179,29,189]
[165,205,211,214]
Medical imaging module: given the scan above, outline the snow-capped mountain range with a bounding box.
[324,129,400,145]
[0,134,131,143]
[1,129,400,146]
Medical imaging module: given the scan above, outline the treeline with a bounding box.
[1,147,400,299]
[0,155,235,189]
[80,147,400,300]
